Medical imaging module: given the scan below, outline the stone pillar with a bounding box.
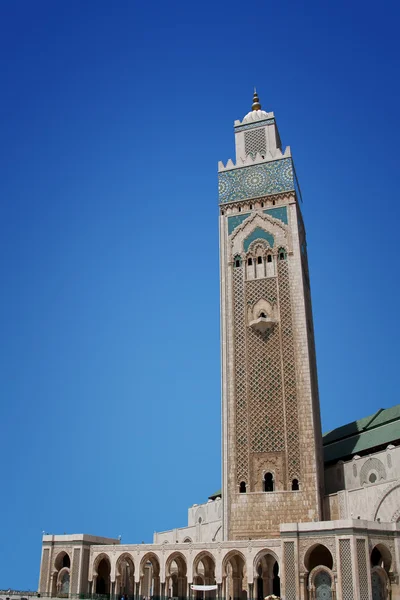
[154,575,161,599]
[217,583,222,600]
[92,576,97,596]
[233,576,241,600]
[111,580,116,600]
[135,580,140,600]
[177,576,186,599]
[300,572,310,600]
[161,582,166,600]
[247,582,253,600]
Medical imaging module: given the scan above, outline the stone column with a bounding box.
[262,576,271,596]
[247,582,253,600]
[299,572,306,600]
[217,583,222,600]
[92,576,97,596]
[135,580,140,600]
[154,575,161,599]
[233,577,241,600]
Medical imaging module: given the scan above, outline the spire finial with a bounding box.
[252,88,261,111]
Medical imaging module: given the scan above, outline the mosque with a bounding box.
[37,92,400,600]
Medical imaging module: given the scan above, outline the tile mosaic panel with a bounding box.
[243,227,274,252]
[228,213,250,235]
[265,206,288,224]
[219,158,294,203]
[227,207,288,236]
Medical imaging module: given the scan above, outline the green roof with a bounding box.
[208,489,221,500]
[323,404,400,463]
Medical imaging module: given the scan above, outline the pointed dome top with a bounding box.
[252,88,261,111]
[242,89,269,123]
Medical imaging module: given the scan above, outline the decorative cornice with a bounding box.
[218,147,291,173]
[234,118,275,132]
[220,191,296,209]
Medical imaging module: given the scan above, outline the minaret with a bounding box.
[219,92,324,540]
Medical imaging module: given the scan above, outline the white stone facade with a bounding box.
[153,498,223,544]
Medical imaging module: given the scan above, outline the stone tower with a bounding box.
[219,91,324,540]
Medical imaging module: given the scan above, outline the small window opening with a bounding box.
[267,255,272,263]
[235,259,241,268]
[238,207,241,212]
[249,204,252,210]
[369,472,377,484]
[264,472,274,492]
[198,517,202,524]
[221,210,224,215]
[257,256,262,264]
[261,202,264,208]
[259,312,267,318]
[239,481,246,493]
[279,251,286,260]
[247,258,252,266]
[292,478,299,491]
[272,200,276,205]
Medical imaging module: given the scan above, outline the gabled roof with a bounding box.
[323,404,400,464]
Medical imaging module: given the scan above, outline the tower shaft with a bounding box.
[219,97,324,540]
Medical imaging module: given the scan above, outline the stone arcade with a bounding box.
[37,92,400,600]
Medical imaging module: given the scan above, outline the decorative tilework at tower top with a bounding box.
[219,159,294,203]
[219,95,323,540]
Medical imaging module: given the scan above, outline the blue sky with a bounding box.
[1,0,399,589]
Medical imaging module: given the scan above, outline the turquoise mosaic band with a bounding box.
[228,207,288,235]
[244,227,275,251]
[218,158,294,204]
[234,118,275,132]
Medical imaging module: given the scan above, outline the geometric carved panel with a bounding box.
[278,259,300,482]
[233,266,249,485]
[356,539,370,600]
[284,541,296,600]
[339,539,354,600]
[360,458,386,485]
[233,257,301,489]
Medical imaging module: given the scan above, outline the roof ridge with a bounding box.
[360,408,384,431]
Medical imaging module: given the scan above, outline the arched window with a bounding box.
[239,481,247,493]
[247,257,253,266]
[264,472,274,492]
[267,255,272,263]
[279,248,287,260]
[292,478,299,491]
[257,256,263,264]
[234,256,242,268]
[238,207,241,212]
[62,554,70,568]
[259,312,267,318]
